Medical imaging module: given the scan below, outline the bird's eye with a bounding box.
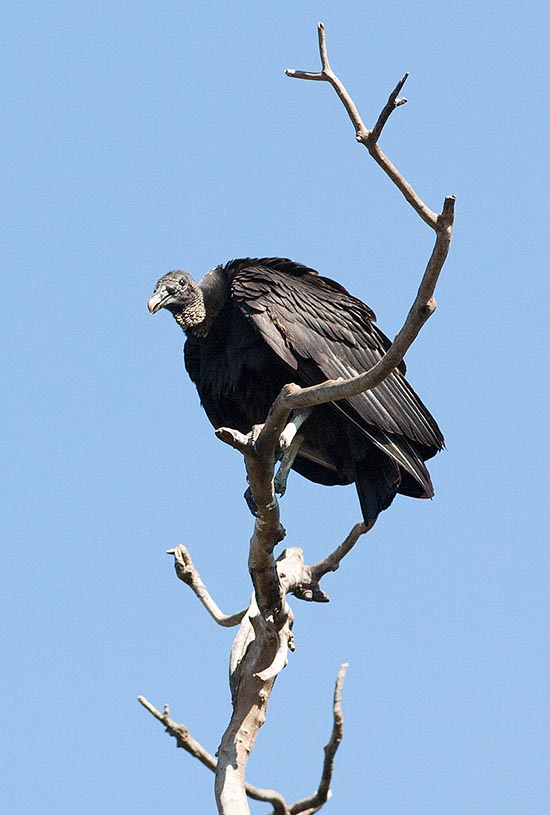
[179,277,187,287]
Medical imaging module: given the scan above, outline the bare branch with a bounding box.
[168,545,247,627]
[286,22,454,230]
[286,22,366,137]
[316,663,348,803]
[215,426,252,454]
[215,446,288,813]
[271,525,373,605]
[138,696,218,772]
[139,662,350,815]
[276,663,349,815]
[252,209,453,454]
[370,72,409,143]
[138,696,291,815]
[311,521,372,582]
[253,191,453,445]
[214,433,365,812]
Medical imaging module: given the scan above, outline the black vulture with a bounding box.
[148,257,444,524]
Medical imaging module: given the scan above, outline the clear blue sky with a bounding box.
[3,2,549,813]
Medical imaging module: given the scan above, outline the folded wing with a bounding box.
[229,258,444,496]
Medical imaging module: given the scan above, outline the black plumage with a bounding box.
[148,257,444,524]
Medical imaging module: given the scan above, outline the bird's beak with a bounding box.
[147,290,168,314]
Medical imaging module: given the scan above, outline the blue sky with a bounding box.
[2,2,549,813]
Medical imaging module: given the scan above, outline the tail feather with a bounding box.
[332,401,436,498]
[354,450,401,526]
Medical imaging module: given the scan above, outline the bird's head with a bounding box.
[147,271,206,331]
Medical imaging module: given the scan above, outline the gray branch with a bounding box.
[168,545,247,627]
[286,22,452,229]
[138,662,350,815]
[285,663,349,815]
[137,696,290,814]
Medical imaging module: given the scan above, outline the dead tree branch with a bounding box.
[168,545,247,627]
[213,495,365,812]
[137,695,290,813]
[284,663,349,815]
[139,662,349,815]
[137,696,218,772]
[212,408,378,814]
[286,22,450,228]
[161,515,365,814]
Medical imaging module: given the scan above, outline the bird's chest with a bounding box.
[184,311,290,429]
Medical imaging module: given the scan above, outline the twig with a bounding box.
[168,545,247,627]
[271,663,349,815]
[311,521,372,583]
[139,663,349,815]
[286,22,451,229]
[370,72,409,143]
[138,696,218,771]
[138,696,291,815]
[285,23,365,139]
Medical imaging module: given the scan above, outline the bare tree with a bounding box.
[139,22,455,815]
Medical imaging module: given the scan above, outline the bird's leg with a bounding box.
[277,408,312,455]
[275,432,305,496]
[243,412,312,513]
[274,408,312,496]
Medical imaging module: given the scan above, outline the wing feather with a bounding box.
[229,258,444,457]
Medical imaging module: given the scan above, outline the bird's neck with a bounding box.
[198,265,229,318]
[173,297,207,334]
[178,265,229,338]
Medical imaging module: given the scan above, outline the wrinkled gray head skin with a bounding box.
[147,271,206,330]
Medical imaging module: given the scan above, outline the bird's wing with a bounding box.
[229,258,444,453]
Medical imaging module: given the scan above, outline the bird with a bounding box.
[147,257,444,525]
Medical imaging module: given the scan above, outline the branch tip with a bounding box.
[439,194,456,225]
[215,426,251,454]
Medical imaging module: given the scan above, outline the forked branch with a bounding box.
[139,663,350,815]
[285,21,452,228]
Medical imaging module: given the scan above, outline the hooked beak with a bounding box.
[147,289,169,314]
